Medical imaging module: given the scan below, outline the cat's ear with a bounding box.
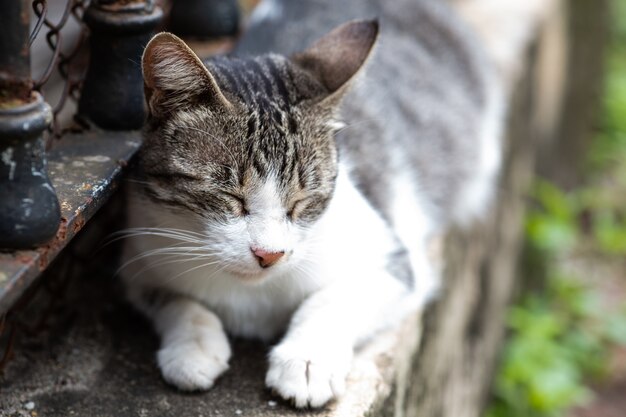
[292,20,379,104]
[142,32,232,117]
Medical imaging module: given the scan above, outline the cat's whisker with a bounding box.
[127,255,186,281]
[127,246,215,259]
[106,227,211,247]
[290,263,317,297]
[164,259,226,283]
[128,253,219,281]
[123,225,209,237]
[205,263,232,280]
[115,244,221,277]
[114,226,210,240]
[124,178,153,186]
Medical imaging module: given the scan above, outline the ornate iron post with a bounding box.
[170,0,240,38]
[78,0,163,130]
[0,0,61,249]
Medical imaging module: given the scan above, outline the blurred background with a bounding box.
[485,1,626,416]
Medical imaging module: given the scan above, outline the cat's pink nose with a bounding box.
[252,248,285,268]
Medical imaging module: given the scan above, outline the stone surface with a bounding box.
[0,210,418,416]
[0,130,141,315]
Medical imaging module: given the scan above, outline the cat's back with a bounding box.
[238,0,502,227]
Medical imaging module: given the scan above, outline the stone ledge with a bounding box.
[0,130,141,315]
[0,239,422,417]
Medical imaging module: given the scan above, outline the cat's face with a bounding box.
[138,22,377,281]
[139,89,339,279]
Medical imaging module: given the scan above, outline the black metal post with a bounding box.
[0,0,61,249]
[78,0,162,130]
[169,0,240,39]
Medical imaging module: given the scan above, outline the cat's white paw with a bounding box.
[265,340,353,408]
[157,329,231,391]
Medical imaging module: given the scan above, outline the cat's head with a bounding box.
[137,20,378,281]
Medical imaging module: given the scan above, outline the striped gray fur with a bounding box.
[139,49,339,225]
[237,0,500,226]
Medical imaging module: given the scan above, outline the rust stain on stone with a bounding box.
[37,217,69,271]
[15,253,31,265]
[72,216,86,235]
[56,217,69,241]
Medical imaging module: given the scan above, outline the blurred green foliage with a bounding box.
[486,263,626,417]
[485,1,626,416]
[527,179,626,255]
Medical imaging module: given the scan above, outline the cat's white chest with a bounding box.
[193,275,314,340]
[154,265,327,340]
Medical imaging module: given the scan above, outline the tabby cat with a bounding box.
[120,0,502,408]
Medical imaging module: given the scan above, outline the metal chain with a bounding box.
[30,0,91,140]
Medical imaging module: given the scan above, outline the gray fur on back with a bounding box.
[236,0,499,226]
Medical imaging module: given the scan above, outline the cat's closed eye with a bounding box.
[221,192,249,217]
[287,198,308,221]
[148,171,202,184]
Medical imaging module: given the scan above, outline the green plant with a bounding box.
[486,2,626,414]
[486,178,626,417]
[485,268,626,417]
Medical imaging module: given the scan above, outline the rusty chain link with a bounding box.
[30,0,91,141]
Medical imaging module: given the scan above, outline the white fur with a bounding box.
[246,176,296,254]
[154,299,231,390]
[262,168,415,406]
[389,173,438,304]
[122,164,419,405]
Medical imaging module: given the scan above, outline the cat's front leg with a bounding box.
[130,288,231,391]
[266,277,407,408]
[155,299,231,390]
[266,334,353,408]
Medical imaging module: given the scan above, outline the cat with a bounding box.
[119,0,503,408]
